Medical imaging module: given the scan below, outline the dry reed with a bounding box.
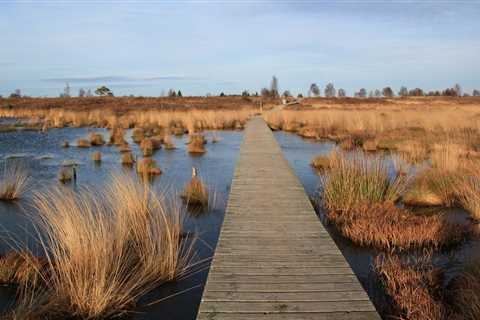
[0,163,30,201]
[19,173,196,318]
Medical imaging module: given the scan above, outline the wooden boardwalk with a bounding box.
[196,117,380,320]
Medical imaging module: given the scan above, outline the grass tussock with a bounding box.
[91,151,101,162]
[163,134,175,150]
[321,153,409,213]
[121,152,135,165]
[448,263,480,320]
[327,202,469,250]
[187,134,206,154]
[15,173,196,319]
[76,139,90,148]
[403,168,459,207]
[375,254,446,320]
[89,132,105,146]
[310,151,339,172]
[0,163,30,201]
[181,176,209,208]
[0,251,46,286]
[136,157,161,176]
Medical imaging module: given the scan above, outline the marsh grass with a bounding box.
[321,153,409,212]
[328,202,469,250]
[181,177,209,209]
[187,134,206,154]
[0,163,30,201]
[375,253,446,320]
[18,173,197,319]
[449,262,480,319]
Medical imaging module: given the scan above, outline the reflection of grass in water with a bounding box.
[5,173,198,319]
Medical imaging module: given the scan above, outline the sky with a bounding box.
[0,0,479,97]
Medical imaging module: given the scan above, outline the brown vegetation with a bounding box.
[92,151,101,162]
[328,202,469,250]
[0,163,30,201]
[187,134,206,154]
[9,173,196,319]
[136,158,161,176]
[76,139,90,148]
[89,132,105,146]
[375,254,447,320]
[181,176,209,208]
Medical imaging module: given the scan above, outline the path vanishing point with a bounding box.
[196,117,380,320]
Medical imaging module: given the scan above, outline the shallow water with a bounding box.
[0,126,242,319]
[275,131,480,315]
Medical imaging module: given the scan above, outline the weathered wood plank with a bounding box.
[196,117,380,319]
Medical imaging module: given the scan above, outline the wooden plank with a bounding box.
[197,312,380,320]
[196,117,380,319]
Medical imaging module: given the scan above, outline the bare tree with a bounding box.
[374,89,382,98]
[282,90,292,97]
[473,89,480,97]
[261,88,271,98]
[338,88,346,97]
[382,87,394,98]
[399,86,408,97]
[64,82,71,97]
[409,88,424,96]
[167,89,176,97]
[356,88,367,98]
[454,83,462,97]
[86,89,92,97]
[324,83,336,98]
[10,89,21,98]
[270,76,279,98]
[309,83,320,97]
[78,88,86,97]
[241,90,250,97]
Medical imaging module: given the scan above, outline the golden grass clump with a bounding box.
[321,153,409,213]
[181,176,209,208]
[131,128,145,143]
[328,202,469,250]
[455,168,480,220]
[140,138,157,157]
[19,173,196,319]
[375,254,446,320]
[121,152,135,165]
[163,134,175,150]
[136,157,161,176]
[187,134,206,154]
[0,163,30,201]
[397,140,429,164]
[0,251,46,286]
[109,127,127,146]
[76,138,91,148]
[92,151,101,162]
[89,132,105,146]
[403,169,459,207]
[58,167,73,182]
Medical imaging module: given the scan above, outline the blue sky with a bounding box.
[1,0,479,97]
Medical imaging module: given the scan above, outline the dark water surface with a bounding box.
[0,126,242,319]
